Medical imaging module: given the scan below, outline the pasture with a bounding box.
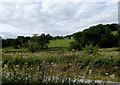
[49,39,73,47]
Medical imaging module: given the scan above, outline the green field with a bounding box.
[49,39,73,47]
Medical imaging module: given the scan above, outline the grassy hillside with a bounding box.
[49,39,73,47]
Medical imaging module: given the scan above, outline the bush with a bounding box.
[83,43,99,55]
[12,39,20,49]
[69,41,80,50]
[28,41,40,53]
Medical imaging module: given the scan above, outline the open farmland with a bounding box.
[49,39,73,48]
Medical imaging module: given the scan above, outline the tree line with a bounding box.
[2,34,73,52]
[70,23,120,50]
[2,23,120,52]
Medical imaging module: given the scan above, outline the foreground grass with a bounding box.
[2,47,120,84]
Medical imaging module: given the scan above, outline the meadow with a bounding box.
[49,39,73,47]
[2,39,120,85]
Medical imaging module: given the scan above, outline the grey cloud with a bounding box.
[0,1,118,38]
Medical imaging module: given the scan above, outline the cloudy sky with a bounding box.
[0,0,119,39]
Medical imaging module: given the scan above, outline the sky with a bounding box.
[0,0,119,39]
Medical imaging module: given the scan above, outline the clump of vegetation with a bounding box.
[27,34,52,52]
[70,24,120,50]
[28,41,40,53]
[82,43,99,55]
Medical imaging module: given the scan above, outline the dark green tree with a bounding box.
[28,34,51,52]
[38,34,51,49]
[70,24,120,50]
[2,39,14,48]
[12,39,21,49]
[17,36,30,48]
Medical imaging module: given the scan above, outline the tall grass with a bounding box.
[2,47,120,84]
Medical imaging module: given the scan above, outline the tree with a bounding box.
[65,35,73,39]
[38,34,51,49]
[2,39,14,48]
[53,36,64,40]
[28,34,51,52]
[70,24,120,50]
[12,39,21,49]
[17,36,30,48]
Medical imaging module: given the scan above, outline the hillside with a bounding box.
[49,39,73,47]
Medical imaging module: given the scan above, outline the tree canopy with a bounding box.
[70,24,120,50]
[28,34,52,52]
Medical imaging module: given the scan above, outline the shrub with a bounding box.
[69,41,79,50]
[83,43,99,55]
[28,41,40,53]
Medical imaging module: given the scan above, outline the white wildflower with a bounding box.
[89,70,92,74]
[16,65,19,67]
[105,73,109,76]
[110,74,115,79]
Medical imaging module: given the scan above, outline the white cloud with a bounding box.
[0,24,32,38]
[0,1,118,38]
